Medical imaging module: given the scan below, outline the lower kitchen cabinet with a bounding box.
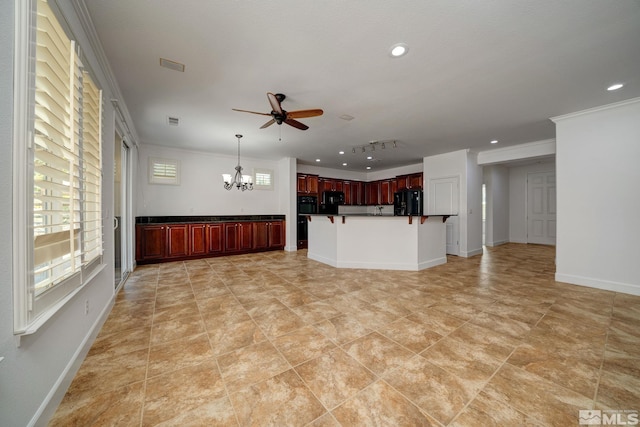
[207,223,224,254]
[189,224,208,256]
[136,224,165,261]
[136,219,285,264]
[167,224,189,258]
[224,222,253,252]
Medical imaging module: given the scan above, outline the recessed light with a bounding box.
[342,163,347,166]
[339,151,344,155]
[389,43,409,58]
[315,159,321,162]
[490,140,498,144]
[607,83,624,91]
[366,166,372,170]
[367,156,373,160]
[339,114,355,121]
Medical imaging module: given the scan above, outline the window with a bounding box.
[13,0,104,334]
[149,157,180,185]
[253,168,274,190]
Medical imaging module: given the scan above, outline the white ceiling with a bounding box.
[84,0,640,171]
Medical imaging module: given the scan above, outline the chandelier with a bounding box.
[222,134,253,191]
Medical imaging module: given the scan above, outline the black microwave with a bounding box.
[322,191,344,206]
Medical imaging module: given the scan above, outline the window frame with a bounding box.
[13,0,105,335]
[253,168,274,190]
[148,157,180,185]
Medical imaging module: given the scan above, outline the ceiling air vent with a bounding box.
[159,58,185,72]
[167,116,180,126]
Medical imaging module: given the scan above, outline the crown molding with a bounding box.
[551,97,640,123]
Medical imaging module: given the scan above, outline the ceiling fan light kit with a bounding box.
[233,92,323,131]
[222,134,253,191]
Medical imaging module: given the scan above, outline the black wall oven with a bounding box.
[297,196,318,215]
[297,196,317,248]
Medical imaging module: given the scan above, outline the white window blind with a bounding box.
[14,0,104,333]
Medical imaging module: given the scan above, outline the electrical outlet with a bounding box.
[84,300,89,315]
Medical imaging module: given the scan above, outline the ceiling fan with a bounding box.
[233,92,323,130]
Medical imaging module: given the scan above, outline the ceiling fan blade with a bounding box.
[260,119,276,129]
[284,118,309,130]
[232,108,271,116]
[286,109,324,119]
[267,92,284,115]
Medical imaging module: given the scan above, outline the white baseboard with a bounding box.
[555,273,640,296]
[461,248,484,258]
[33,297,115,427]
[509,238,528,244]
[486,240,508,247]
[307,252,338,268]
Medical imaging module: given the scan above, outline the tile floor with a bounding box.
[50,244,640,426]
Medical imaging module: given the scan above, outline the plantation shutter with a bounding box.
[81,72,103,265]
[32,0,103,297]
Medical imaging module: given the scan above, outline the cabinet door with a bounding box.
[207,224,224,253]
[253,222,269,249]
[167,224,188,258]
[409,173,423,189]
[306,175,319,194]
[380,180,396,205]
[224,223,239,251]
[365,181,380,205]
[343,181,352,205]
[239,223,253,250]
[137,225,165,260]
[268,221,285,248]
[320,178,334,193]
[352,181,363,205]
[334,180,343,192]
[189,224,207,256]
[297,174,307,193]
[396,175,409,191]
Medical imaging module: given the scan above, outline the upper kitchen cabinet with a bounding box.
[397,173,423,190]
[380,179,397,205]
[365,181,380,205]
[343,180,363,205]
[319,178,343,192]
[297,174,319,194]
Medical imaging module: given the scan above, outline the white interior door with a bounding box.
[445,216,460,255]
[527,171,556,245]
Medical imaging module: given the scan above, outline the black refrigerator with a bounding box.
[394,190,423,216]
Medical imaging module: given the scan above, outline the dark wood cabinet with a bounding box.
[319,178,344,193]
[136,219,285,264]
[225,222,252,252]
[365,181,380,205]
[268,221,285,248]
[396,172,423,191]
[189,224,207,256]
[207,224,224,254]
[297,174,319,194]
[253,220,285,249]
[166,224,189,258]
[136,224,165,261]
[253,221,269,249]
[380,179,397,205]
[409,173,423,189]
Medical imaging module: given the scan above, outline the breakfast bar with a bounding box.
[306,214,447,271]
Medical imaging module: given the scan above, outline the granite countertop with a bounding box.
[136,215,286,224]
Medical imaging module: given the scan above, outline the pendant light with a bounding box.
[222,134,253,191]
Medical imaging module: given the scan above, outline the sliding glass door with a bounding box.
[114,132,131,288]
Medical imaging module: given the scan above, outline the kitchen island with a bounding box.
[306,214,447,271]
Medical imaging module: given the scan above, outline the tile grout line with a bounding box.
[138,265,160,427]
